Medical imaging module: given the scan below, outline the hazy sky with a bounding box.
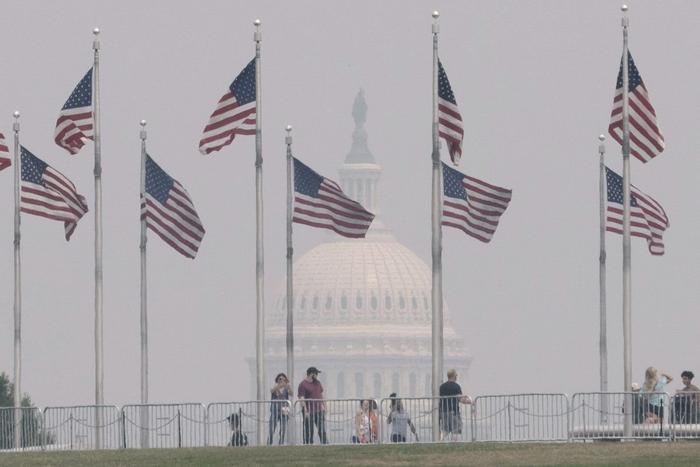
[1,0,699,407]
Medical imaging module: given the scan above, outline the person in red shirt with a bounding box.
[297,366,328,444]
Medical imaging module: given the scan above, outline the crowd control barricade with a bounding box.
[207,401,292,447]
[670,391,700,439]
[121,403,206,448]
[472,394,569,442]
[293,398,379,445]
[0,407,44,451]
[42,405,121,450]
[570,392,671,440]
[378,396,473,444]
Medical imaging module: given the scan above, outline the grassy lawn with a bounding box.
[2,441,700,466]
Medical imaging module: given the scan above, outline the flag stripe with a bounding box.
[438,61,465,165]
[142,196,202,248]
[142,204,199,258]
[292,216,368,238]
[20,147,88,240]
[608,53,665,163]
[199,59,257,155]
[22,186,82,219]
[55,69,94,155]
[0,133,10,171]
[22,185,86,219]
[143,156,205,258]
[605,166,669,255]
[441,163,512,243]
[293,157,374,238]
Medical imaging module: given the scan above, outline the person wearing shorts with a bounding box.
[439,369,472,441]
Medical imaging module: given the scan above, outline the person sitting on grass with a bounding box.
[227,411,248,447]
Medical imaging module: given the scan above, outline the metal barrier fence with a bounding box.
[4,392,700,452]
[378,396,473,443]
[0,407,44,450]
[293,399,379,445]
[42,406,122,450]
[207,401,294,447]
[570,392,672,440]
[669,391,700,440]
[122,403,206,449]
[472,394,569,442]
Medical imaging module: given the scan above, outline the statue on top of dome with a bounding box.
[352,89,368,127]
[346,89,375,164]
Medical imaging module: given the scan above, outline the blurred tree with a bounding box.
[0,372,46,449]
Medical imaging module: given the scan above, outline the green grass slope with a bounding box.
[2,441,700,466]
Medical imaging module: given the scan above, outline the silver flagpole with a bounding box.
[92,27,104,448]
[620,5,633,437]
[139,120,150,448]
[285,125,294,445]
[253,18,266,443]
[430,10,444,443]
[12,111,22,449]
[598,134,608,423]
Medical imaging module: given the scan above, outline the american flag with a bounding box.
[141,155,205,258]
[605,166,669,255]
[20,146,88,240]
[442,163,512,243]
[55,68,94,155]
[0,132,10,171]
[199,59,256,155]
[608,51,665,163]
[293,157,374,238]
[438,60,464,165]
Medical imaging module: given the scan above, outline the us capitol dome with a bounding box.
[250,90,471,399]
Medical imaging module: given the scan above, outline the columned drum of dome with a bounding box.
[248,90,471,399]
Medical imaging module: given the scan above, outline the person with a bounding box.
[641,366,673,423]
[387,393,418,443]
[226,411,248,447]
[368,400,379,443]
[674,370,699,423]
[630,382,645,424]
[268,372,292,445]
[678,371,700,393]
[352,400,368,444]
[439,369,472,441]
[298,366,328,444]
[352,400,374,443]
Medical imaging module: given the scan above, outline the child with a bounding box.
[227,411,248,446]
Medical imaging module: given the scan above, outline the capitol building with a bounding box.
[250,91,471,399]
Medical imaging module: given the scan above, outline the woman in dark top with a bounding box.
[268,372,292,445]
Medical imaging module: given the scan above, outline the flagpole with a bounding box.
[90,27,105,437]
[620,4,633,437]
[598,134,608,423]
[253,18,266,443]
[430,10,444,443]
[139,120,150,448]
[12,111,22,449]
[285,125,294,445]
